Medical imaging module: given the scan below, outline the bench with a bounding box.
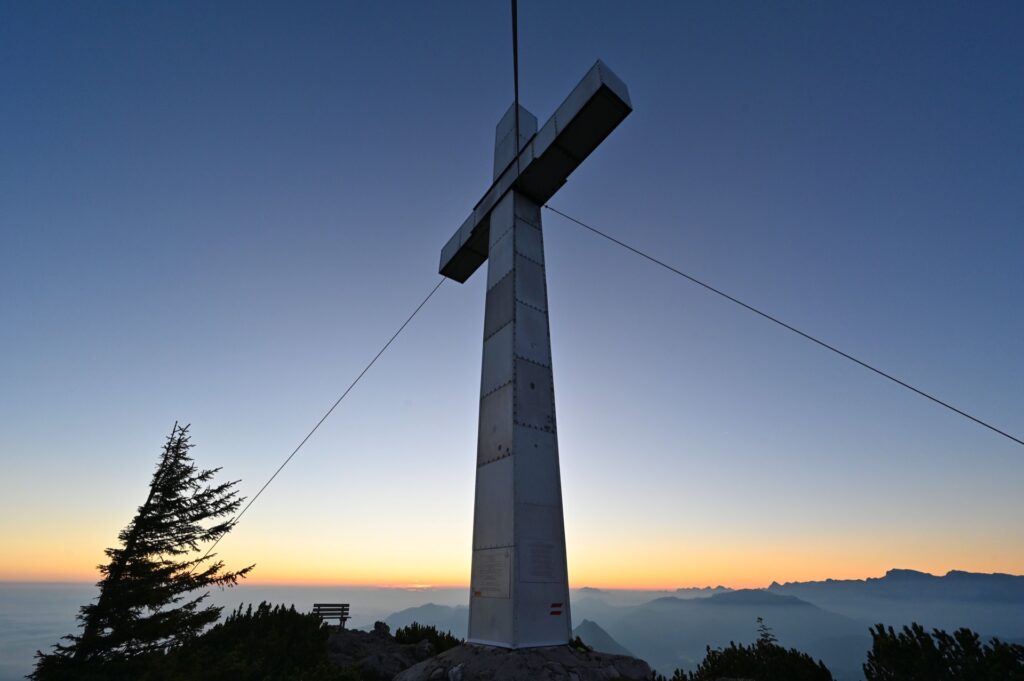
[312,603,351,628]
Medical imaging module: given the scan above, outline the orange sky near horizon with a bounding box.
[4,520,1022,590]
[5,424,1023,591]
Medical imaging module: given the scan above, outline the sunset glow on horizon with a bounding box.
[5,528,1023,591]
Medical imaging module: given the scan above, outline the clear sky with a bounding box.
[2,1,1022,589]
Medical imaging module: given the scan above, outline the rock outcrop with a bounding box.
[327,622,435,679]
[394,643,655,681]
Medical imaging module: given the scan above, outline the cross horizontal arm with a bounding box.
[439,60,632,283]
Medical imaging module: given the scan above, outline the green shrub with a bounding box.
[142,602,355,681]
[32,601,359,681]
[571,635,593,652]
[393,621,462,654]
[683,639,834,681]
[668,620,833,681]
[864,622,1024,681]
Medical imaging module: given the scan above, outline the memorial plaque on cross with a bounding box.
[439,60,631,648]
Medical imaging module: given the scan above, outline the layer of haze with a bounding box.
[2,1,1022,589]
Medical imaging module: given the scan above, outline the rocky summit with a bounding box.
[394,643,655,681]
[327,622,437,679]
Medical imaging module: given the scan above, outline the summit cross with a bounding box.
[439,60,631,648]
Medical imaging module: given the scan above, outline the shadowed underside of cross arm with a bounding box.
[439,60,632,283]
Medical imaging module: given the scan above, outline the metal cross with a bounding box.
[439,60,631,648]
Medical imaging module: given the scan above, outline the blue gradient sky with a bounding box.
[2,1,1022,587]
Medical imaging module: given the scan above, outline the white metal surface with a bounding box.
[468,185,572,648]
[439,60,632,648]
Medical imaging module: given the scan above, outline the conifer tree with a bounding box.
[32,424,254,679]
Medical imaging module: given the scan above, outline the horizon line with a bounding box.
[3,566,1017,591]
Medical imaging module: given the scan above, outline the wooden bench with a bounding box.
[312,603,350,628]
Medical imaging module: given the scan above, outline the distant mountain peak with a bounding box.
[675,585,733,596]
[572,619,632,657]
[645,596,685,606]
[381,603,468,640]
[767,568,1024,606]
[709,589,812,607]
[882,568,932,580]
